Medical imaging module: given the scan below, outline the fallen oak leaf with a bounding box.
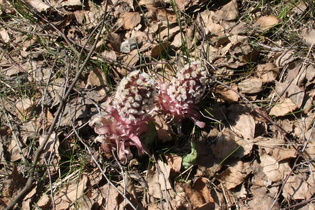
[254,15,279,32]
[118,12,141,30]
[269,98,297,117]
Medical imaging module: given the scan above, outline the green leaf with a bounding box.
[182,140,197,169]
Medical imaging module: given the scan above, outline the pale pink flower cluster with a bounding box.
[157,61,208,128]
[90,62,208,163]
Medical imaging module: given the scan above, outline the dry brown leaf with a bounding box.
[138,0,156,8]
[230,22,249,35]
[147,160,172,199]
[159,25,180,40]
[61,0,82,7]
[154,114,172,142]
[183,177,215,208]
[47,78,66,107]
[124,49,140,66]
[156,9,177,22]
[238,77,263,94]
[106,32,122,52]
[54,175,88,209]
[96,184,120,208]
[39,132,59,161]
[37,193,51,209]
[101,50,117,61]
[15,98,34,120]
[260,154,291,182]
[86,68,107,88]
[215,83,239,103]
[8,139,23,162]
[200,10,224,36]
[83,1,104,28]
[151,42,170,58]
[174,0,190,11]
[275,81,305,108]
[302,29,315,46]
[247,187,279,210]
[305,64,315,87]
[22,186,37,209]
[254,15,279,31]
[119,12,141,30]
[2,64,25,77]
[181,183,205,208]
[36,108,54,132]
[232,114,255,140]
[269,98,297,116]
[275,50,297,67]
[25,0,50,12]
[216,161,251,189]
[292,2,307,14]
[213,0,238,21]
[2,166,27,199]
[171,32,183,48]
[282,174,315,200]
[271,147,296,161]
[193,178,214,204]
[211,128,239,161]
[256,63,279,83]
[164,154,182,173]
[304,128,315,159]
[0,28,10,43]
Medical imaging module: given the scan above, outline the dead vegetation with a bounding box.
[0,0,315,209]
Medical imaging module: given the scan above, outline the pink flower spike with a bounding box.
[89,70,156,163]
[157,61,208,128]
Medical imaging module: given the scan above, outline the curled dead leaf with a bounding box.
[151,42,170,58]
[213,0,238,21]
[147,160,172,199]
[275,81,305,108]
[260,154,291,182]
[282,174,315,200]
[54,175,88,209]
[269,98,297,116]
[119,12,141,30]
[232,114,255,140]
[15,98,34,120]
[238,77,263,94]
[216,161,251,189]
[86,68,107,88]
[301,29,315,46]
[256,63,279,83]
[25,0,50,12]
[165,154,182,173]
[215,83,239,103]
[275,50,297,67]
[0,28,10,43]
[254,15,279,32]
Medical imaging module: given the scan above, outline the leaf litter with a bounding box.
[0,0,315,209]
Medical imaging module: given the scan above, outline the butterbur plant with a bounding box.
[90,61,209,164]
[157,61,208,128]
[89,70,156,164]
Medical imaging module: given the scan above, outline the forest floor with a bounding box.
[0,0,315,209]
